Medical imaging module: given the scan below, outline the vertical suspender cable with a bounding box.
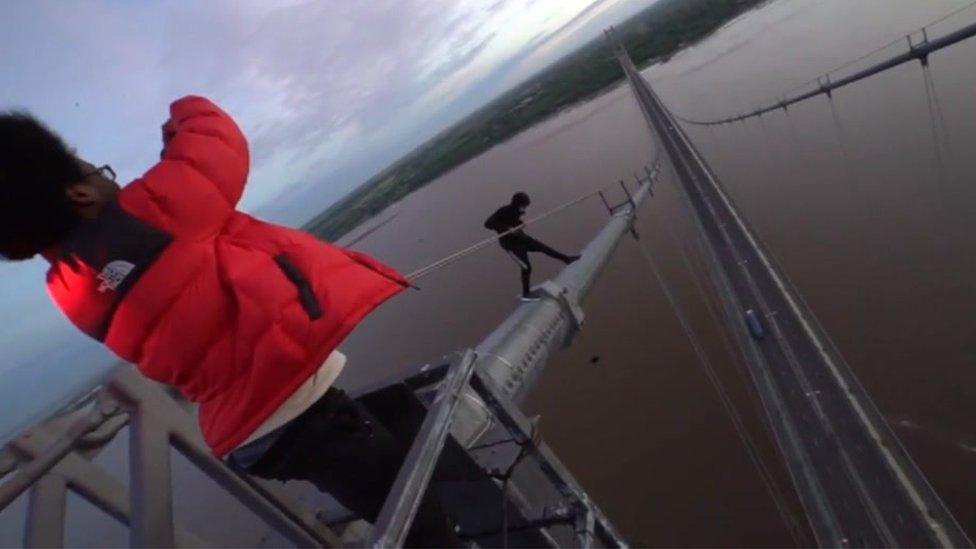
[631,236,808,546]
[655,191,778,449]
[920,64,954,185]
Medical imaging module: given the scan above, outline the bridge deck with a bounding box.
[613,43,968,548]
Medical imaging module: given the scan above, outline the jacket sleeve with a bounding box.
[484,207,503,231]
[161,96,249,207]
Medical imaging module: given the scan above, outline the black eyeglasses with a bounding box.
[82,164,116,182]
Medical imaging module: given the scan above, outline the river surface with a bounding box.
[334,0,976,545]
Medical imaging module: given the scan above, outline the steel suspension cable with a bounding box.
[779,0,976,101]
[652,177,810,543]
[676,2,976,126]
[404,158,661,282]
[656,193,774,435]
[404,187,611,281]
[631,237,807,546]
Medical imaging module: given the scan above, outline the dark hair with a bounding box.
[511,192,530,206]
[0,112,82,260]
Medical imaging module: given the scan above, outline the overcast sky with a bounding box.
[4,0,657,221]
[0,0,657,440]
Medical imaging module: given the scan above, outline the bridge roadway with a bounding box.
[613,42,970,547]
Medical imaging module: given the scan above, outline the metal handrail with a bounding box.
[0,399,113,510]
[0,368,340,548]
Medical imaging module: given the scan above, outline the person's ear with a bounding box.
[65,183,99,207]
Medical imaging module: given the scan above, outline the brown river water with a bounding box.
[332,0,976,545]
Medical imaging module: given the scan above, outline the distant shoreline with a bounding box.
[304,0,767,242]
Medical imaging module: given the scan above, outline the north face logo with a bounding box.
[97,260,135,293]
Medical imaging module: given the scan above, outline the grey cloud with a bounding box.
[508,0,614,63]
[157,0,503,176]
[486,0,510,14]
[413,32,500,95]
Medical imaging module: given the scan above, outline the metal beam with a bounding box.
[25,474,67,548]
[128,410,175,548]
[4,401,208,548]
[368,350,478,548]
[470,370,627,548]
[2,367,342,548]
[0,404,109,510]
[111,368,340,548]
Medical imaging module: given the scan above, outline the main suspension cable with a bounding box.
[404,158,661,282]
[676,2,976,126]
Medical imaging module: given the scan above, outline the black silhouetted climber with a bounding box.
[484,192,581,301]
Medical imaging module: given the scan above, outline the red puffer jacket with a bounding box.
[46,96,409,457]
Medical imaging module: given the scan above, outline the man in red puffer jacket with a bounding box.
[0,96,457,546]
